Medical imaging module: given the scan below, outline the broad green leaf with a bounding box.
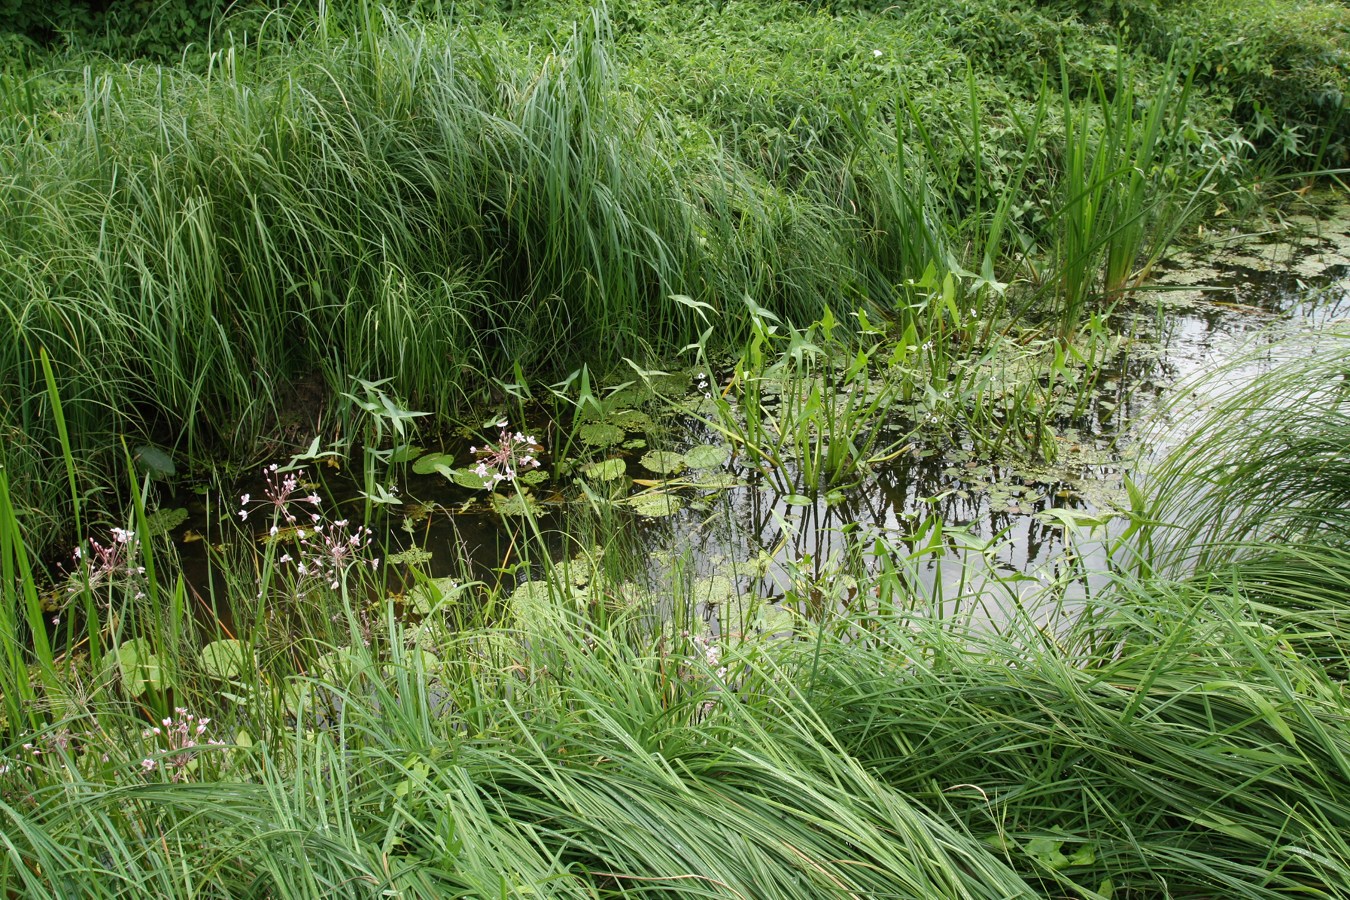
[199,639,250,681]
[683,444,728,469]
[582,458,627,481]
[117,638,167,698]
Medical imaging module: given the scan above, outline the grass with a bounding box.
[2,332,1350,896]
[4,0,1343,553]
[0,1,1348,895]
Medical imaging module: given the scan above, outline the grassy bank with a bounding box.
[1,0,1345,551]
[3,329,1350,897]
[1,2,1349,895]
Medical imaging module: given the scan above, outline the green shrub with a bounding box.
[0,0,240,60]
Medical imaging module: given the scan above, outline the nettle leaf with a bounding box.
[199,639,250,681]
[1024,838,1072,870]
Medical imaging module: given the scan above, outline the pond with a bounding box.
[145,203,1350,636]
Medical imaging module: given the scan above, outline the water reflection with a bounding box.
[161,244,1348,629]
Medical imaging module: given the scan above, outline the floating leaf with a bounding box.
[578,423,625,447]
[435,464,494,489]
[507,579,584,631]
[133,445,176,478]
[407,576,465,614]
[387,547,434,566]
[582,458,627,481]
[144,507,188,537]
[258,524,306,545]
[283,681,310,717]
[491,491,541,517]
[199,639,250,681]
[316,647,359,684]
[683,444,728,469]
[755,604,794,637]
[625,491,683,517]
[412,452,456,475]
[518,469,549,486]
[691,575,737,607]
[640,450,686,475]
[621,438,647,450]
[783,494,813,506]
[390,444,423,463]
[692,473,741,491]
[117,638,167,698]
[610,409,654,433]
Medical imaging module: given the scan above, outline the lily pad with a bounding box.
[412,452,457,475]
[491,491,541,517]
[755,604,794,637]
[145,507,188,537]
[578,423,625,448]
[640,450,686,475]
[407,576,465,614]
[582,458,627,481]
[683,444,728,469]
[691,574,738,607]
[199,639,250,681]
[133,445,176,478]
[117,638,167,698]
[390,444,424,463]
[518,469,549,486]
[387,546,434,566]
[625,491,683,518]
[435,464,494,489]
[691,472,742,491]
[610,409,654,432]
[507,579,584,630]
[316,646,360,683]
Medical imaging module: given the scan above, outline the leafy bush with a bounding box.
[0,0,239,60]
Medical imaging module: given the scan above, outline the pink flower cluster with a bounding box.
[281,518,378,591]
[141,708,223,782]
[69,526,146,601]
[239,466,379,592]
[470,422,543,487]
[238,463,322,525]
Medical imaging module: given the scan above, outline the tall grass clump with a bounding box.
[1131,326,1350,576]
[0,7,862,550]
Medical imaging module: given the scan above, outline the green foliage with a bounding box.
[1121,0,1350,166]
[3,336,1350,895]
[0,0,239,61]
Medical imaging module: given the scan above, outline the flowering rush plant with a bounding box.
[239,465,378,592]
[470,421,543,487]
[68,526,147,605]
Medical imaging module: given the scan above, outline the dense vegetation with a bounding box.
[1,1,1349,897]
